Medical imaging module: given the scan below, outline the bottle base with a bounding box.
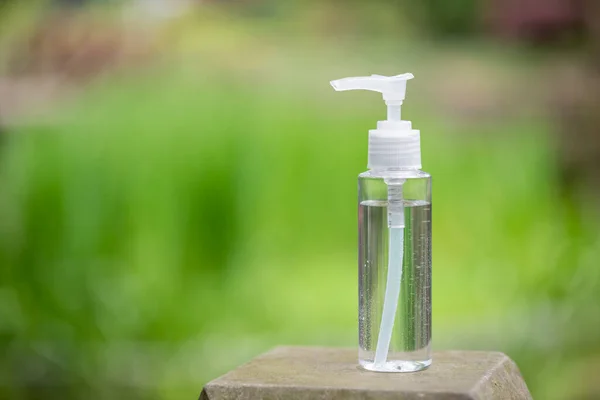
[359,359,431,373]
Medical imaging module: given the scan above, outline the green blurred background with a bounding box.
[1,0,600,398]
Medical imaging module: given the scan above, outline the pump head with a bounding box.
[330,73,421,170]
[331,73,413,119]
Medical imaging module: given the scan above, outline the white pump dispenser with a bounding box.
[330,74,421,170]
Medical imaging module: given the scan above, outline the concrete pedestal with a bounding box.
[201,346,531,399]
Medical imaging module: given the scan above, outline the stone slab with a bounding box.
[201,346,531,400]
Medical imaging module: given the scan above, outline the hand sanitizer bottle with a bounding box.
[331,74,432,372]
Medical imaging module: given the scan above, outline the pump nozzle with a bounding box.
[331,73,413,121]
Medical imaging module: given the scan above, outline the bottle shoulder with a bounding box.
[359,169,431,179]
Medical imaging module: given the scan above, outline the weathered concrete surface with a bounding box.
[201,346,531,400]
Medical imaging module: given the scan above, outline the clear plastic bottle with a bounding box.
[330,73,432,372]
[358,168,431,372]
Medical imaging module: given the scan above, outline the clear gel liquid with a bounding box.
[358,200,432,372]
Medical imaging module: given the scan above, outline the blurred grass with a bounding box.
[1,8,600,398]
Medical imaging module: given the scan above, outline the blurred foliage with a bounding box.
[414,0,481,37]
[0,1,600,400]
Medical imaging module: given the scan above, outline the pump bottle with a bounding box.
[331,74,432,372]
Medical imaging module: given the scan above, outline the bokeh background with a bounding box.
[1,0,600,399]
